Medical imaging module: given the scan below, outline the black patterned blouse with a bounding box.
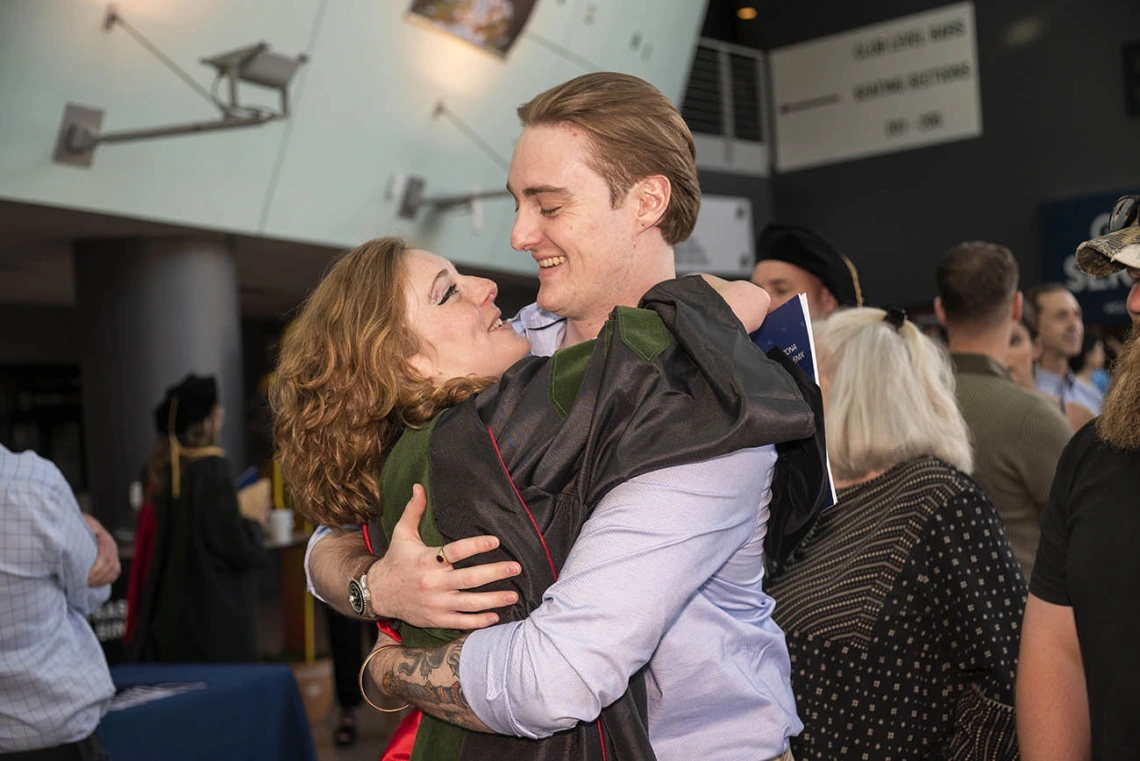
[767,457,1026,761]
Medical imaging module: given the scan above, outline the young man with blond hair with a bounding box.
[304,72,804,760]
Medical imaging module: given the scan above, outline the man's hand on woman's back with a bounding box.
[306,485,520,629]
[368,485,521,629]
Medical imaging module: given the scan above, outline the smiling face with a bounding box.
[507,123,663,327]
[404,249,530,384]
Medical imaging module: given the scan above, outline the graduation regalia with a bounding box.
[366,277,826,761]
[128,375,265,663]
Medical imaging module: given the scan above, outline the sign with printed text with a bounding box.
[1039,190,1138,325]
[770,2,982,172]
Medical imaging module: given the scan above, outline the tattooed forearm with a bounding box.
[368,634,493,733]
[396,645,451,681]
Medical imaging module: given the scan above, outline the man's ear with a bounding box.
[633,174,671,230]
[1011,291,1024,322]
[934,297,948,327]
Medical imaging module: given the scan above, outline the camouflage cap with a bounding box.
[1076,223,1140,276]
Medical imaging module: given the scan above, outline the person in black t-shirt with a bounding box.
[1017,195,1140,761]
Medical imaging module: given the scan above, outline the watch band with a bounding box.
[349,557,377,618]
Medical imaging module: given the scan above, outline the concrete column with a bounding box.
[74,237,245,530]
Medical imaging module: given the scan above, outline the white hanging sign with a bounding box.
[674,195,755,277]
[770,2,982,172]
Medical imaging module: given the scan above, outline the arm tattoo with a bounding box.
[370,634,493,733]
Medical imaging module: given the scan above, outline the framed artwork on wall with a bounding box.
[407,0,538,57]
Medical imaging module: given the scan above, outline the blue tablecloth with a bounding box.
[99,664,317,761]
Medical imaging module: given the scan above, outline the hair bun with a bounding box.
[883,307,907,331]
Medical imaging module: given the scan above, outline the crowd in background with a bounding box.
[748,217,1139,760]
[6,212,1137,761]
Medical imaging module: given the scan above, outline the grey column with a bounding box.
[73,237,246,530]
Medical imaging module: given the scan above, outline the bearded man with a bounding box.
[1016,194,1140,761]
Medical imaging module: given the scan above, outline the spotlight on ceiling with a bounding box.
[737,7,758,21]
[200,42,307,114]
[53,5,308,167]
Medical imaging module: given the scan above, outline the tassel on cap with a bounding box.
[168,397,182,498]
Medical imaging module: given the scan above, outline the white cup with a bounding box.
[129,481,144,511]
[268,509,294,545]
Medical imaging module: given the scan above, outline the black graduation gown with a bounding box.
[129,454,265,663]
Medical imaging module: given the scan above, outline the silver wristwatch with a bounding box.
[348,565,373,618]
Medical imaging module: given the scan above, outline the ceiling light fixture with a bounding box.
[737,7,758,21]
[392,100,512,231]
[53,4,308,167]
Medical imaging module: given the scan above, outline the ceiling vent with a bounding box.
[681,38,769,177]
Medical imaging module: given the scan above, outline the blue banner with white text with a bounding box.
[1038,190,1137,325]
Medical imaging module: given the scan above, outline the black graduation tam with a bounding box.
[154,374,218,435]
[754,223,863,308]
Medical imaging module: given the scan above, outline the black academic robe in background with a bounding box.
[129,455,265,663]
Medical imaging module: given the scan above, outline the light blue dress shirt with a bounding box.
[0,445,115,752]
[1034,365,1104,414]
[461,446,798,761]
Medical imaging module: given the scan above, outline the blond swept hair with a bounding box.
[815,308,974,482]
[518,72,700,244]
[271,238,492,527]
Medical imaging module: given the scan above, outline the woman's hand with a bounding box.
[367,485,521,629]
[699,275,771,333]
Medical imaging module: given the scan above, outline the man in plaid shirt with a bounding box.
[1,444,120,760]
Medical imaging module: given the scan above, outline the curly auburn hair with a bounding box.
[271,237,493,528]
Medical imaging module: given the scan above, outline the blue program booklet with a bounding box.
[750,293,838,509]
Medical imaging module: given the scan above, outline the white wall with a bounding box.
[0,0,708,275]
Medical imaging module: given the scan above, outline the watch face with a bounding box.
[348,579,364,615]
